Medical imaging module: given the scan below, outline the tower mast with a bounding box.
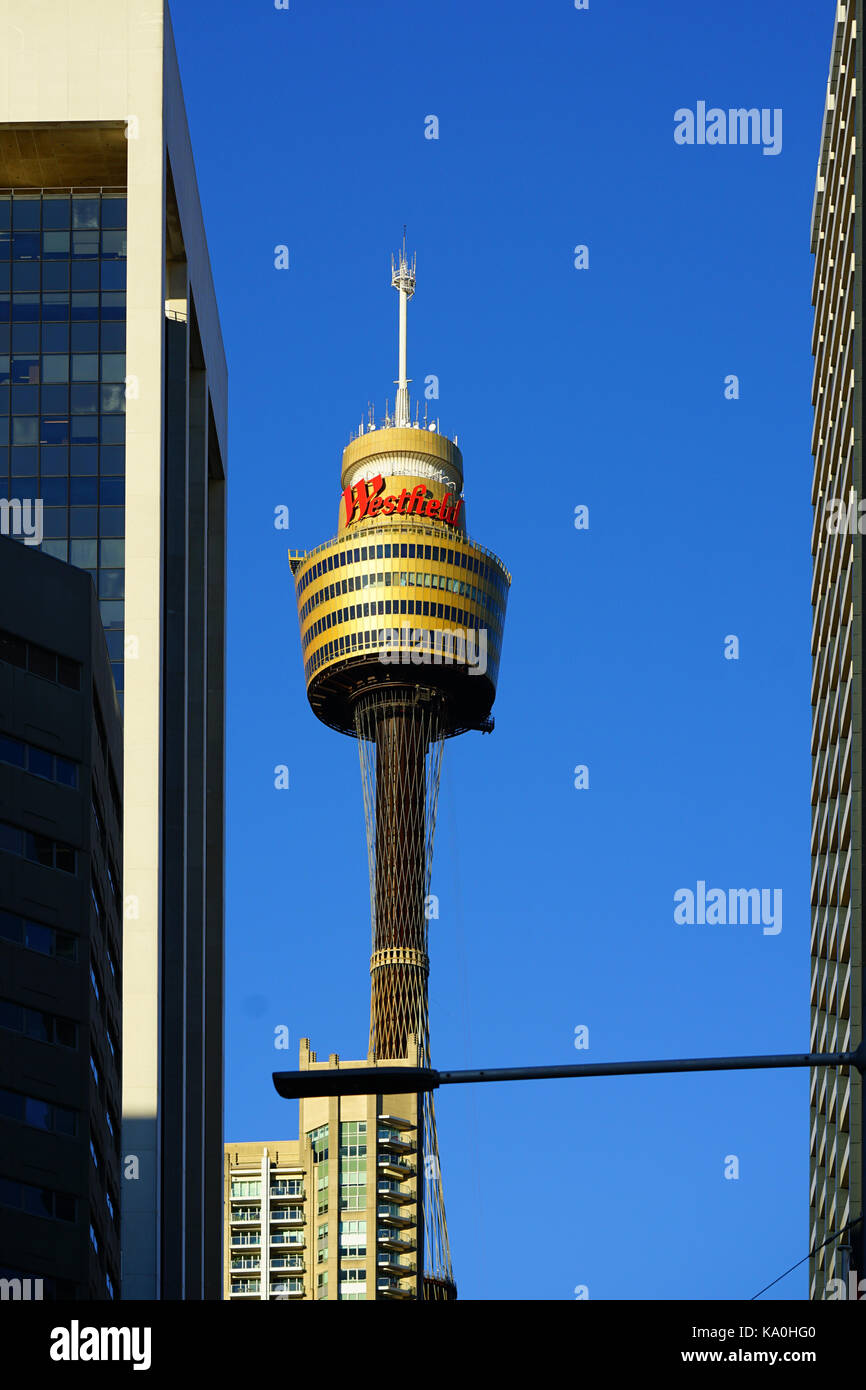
[391,228,416,428]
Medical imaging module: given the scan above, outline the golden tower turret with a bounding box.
[290,242,510,1299]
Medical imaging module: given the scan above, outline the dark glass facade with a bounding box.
[0,539,123,1299]
[0,190,126,697]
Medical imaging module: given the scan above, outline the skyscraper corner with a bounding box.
[0,0,227,1300]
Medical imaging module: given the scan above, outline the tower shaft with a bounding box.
[356,688,442,1062]
[371,703,427,1057]
[355,687,455,1289]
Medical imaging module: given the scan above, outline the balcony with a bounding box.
[377,1204,414,1230]
[377,1277,412,1299]
[378,1254,416,1279]
[270,1279,304,1298]
[377,1155,415,1180]
[230,1280,261,1297]
[377,1129,414,1155]
[230,1259,261,1272]
[377,1112,414,1132]
[230,1210,262,1225]
[270,1183,305,1199]
[270,1231,305,1249]
[377,1181,414,1206]
[270,1206,305,1225]
[270,1255,304,1272]
[230,1235,261,1248]
[377,1229,415,1254]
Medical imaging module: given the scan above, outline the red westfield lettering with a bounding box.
[342,475,464,527]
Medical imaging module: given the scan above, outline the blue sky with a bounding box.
[169,0,831,1299]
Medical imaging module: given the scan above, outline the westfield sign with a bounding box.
[342,474,464,528]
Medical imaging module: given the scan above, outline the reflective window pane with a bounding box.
[42,355,69,383]
[42,231,70,259]
[0,734,25,767]
[70,477,97,504]
[27,644,55,679]
[27,747,53,780]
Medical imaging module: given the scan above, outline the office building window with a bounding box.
[0,733,78,787]
[0,627,81,690]
[0,1087,77,1136]
[0,819,77,873]
[0,909,77,961]
[0,1177,75,1222]
[0,995,77,1047]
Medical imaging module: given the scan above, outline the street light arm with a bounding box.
[272,1046,864,1100]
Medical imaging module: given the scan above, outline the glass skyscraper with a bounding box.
[1,190,128,698]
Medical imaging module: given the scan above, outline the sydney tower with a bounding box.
[290,242,509,1299]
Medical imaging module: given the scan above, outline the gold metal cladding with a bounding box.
[294,531,510,646]
[370,947,430,974]
[341,426,463,489]
[297,533,509,630]
[291,523,512,591]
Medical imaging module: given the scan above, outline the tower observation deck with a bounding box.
[290,244,510,1299]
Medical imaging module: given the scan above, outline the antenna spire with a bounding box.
[391,231,416,428]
